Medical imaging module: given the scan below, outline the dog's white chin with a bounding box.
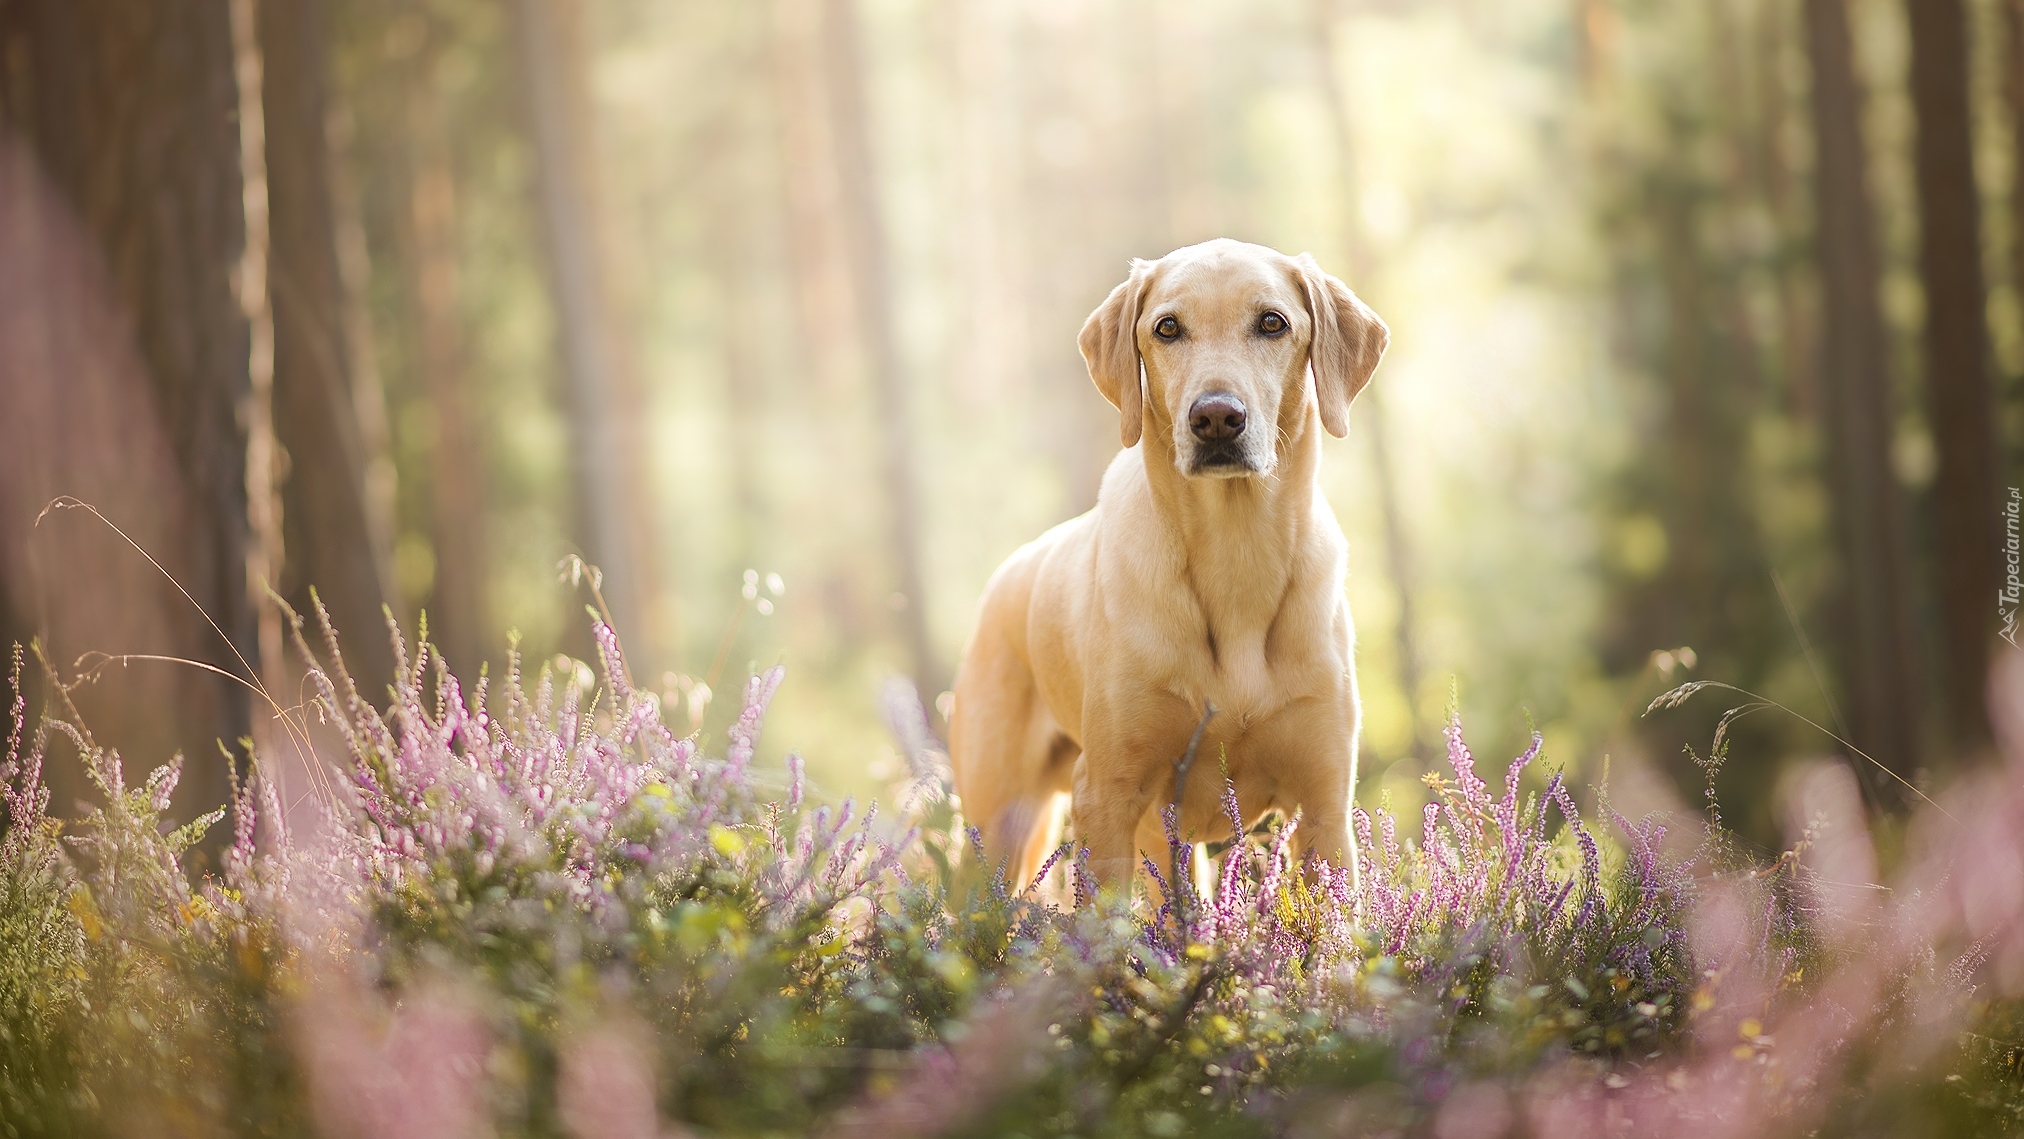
[1192,465,1254,480]
[1181,456,1270,480]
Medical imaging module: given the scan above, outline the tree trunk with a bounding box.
[327,87,401,637]
[1906,0,2002,753]
[1658,198,1717,644]
[225,0,287,764]
[401,45,489,681]
[1755,0,1817,423]
[0,0,256,819]
[512,0,650,650]
[259,0,395,696]
[1803,0,1925,790]
[702,123,770,592]
[769,0,859,402]
[817,0,945,707]
[1308,0,1428,761]
[2010,0,2024,340]
[0,128,228,825]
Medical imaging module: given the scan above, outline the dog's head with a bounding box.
[1078,239,1388,478]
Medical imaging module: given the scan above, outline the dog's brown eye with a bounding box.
[1153,315,1182,340]
[1258,311,1288,336]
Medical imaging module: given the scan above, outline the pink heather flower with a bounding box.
[726,666,786,783]
[298,982,491,1139]
[559,1019,661,1139]
[818,982,1067,1139]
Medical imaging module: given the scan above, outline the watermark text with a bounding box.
[2002,487,2021,648]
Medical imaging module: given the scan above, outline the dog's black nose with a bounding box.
[1189,393,1247,442]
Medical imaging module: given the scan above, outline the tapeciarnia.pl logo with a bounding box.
[2003,488,2022,649]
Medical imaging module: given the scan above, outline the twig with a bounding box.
[1169,703,1217,816]
[1112,961,1221,1089]
[1167,703,1216,926]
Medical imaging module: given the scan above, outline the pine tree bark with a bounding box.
[1804,0,1925,788]
[2009,0,2024,339]
[1906,0,2002,752]
[1308,0,1427,760]
[400,44,489,680]
[769,0,859,403]
[2010,0,2024,334]
[512,0,649,648]
[0,0,256,818]
[818,0,945,707]
[702,120,771,588]
[0,129,226,822]
[1755,0,1817,422]
[259,0,395,696]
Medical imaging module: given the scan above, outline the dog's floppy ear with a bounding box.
[1295,253,1389,438]
[1078,259,1152,448]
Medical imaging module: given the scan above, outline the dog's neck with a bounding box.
[1137,402,1326,626]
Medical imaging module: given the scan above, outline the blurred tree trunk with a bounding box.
[400,42,488,680]
[226,0,287,763]
[1906,0,2001,753]
[0,128,233,824]
[1707,0,1768,414]
[2009,0,2024,343]
[1309,0,1427,761]
[769,0,858,402]
[0,0,256,817]
[512,0,650,650]
[1804,0,1924,789]
[259,0,395,695]
[1754,0,1817,422]
[947,0,1029,415]
[1020,0,1133,514]
[1654,193,1718,646]
[326,94,401,636]
[704,123,770,591]
[815,0,945,707]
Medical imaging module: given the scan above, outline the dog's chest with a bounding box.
[1162,601,1338,732]
[1187,630,1279,725]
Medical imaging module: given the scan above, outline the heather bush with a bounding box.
[1,611,2022,1138]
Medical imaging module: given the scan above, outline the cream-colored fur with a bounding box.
[949,238,1389,895]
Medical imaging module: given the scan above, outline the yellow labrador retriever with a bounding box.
[949,238,1388,895]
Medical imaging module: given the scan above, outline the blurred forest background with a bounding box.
[0,0,2014,851]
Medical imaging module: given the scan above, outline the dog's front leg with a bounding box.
[1068,746,1160,897]
[1252,704,1361,896]
[1293,785,1358,895]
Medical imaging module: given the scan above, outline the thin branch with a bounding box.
[1169,702,1217,817]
